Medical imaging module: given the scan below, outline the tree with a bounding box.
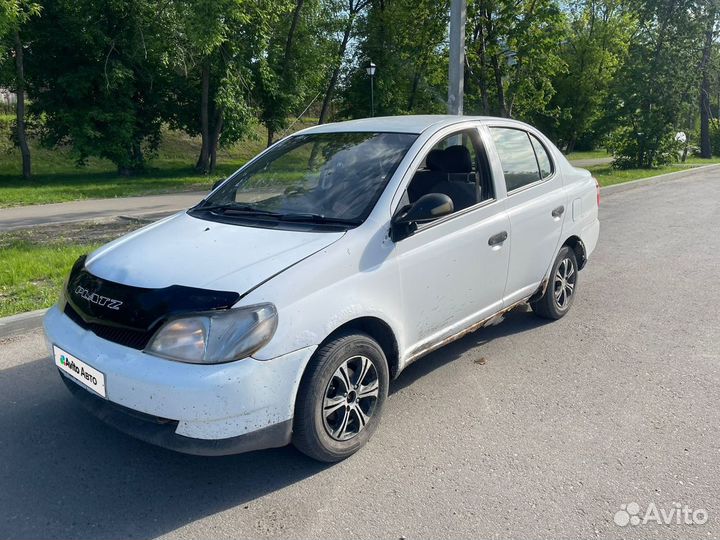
[0,0,40,179]
[254,0,331,146]
[464,0,567,121]
[318,0,370,124]
[25,0,168,174]
[608,0,706,169]
[539,0,635,153]
[699,1,719,158]
[340,0,450,119]
[161,0,267,173]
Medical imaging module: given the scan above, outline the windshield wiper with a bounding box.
[278,213,362,226]
[192,204,360,226]
[192,203,281,217]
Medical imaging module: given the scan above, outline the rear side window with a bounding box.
[490,128,541,192]
[530,135,553,179]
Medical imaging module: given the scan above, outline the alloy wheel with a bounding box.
[322,355,379,441]
[554,257,576,310]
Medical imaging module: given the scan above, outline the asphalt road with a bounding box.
[1,168,719,540]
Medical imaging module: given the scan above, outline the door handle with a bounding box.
[488,231,508,246]
[552,205,565,218]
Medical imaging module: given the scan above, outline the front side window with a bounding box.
[404,129,492,216]
[490,127,542,192]
[192,132,417,226]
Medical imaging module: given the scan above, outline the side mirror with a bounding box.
[391,193,454,241]
[212,178,224,191]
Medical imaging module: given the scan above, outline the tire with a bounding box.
[292,331,389,462]
[531,246,578,320]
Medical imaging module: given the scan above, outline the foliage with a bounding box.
[463,0,567,120]
[0,0,40,38]
[254,0,333,144]
[1,0,719,179]
[608,0,706,168]
[340,0,450,118]
[23,0,168,174]
[711,120,720,157]
[159,0,268,172]
[538,0,635,152]
[606,124,682,169]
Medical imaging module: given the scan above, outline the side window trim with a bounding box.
[394,126,495,213]
[529,133,555,179]
[390,125,502,239]
[488,125,557,197]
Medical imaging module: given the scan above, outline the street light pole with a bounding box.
[366,62,376,117]
[448,0,466,115]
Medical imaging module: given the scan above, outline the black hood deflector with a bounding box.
[66,256,240,332]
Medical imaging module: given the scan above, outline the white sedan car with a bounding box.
[44,115,600,462]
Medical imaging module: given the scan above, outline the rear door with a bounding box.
[486,125,567,305]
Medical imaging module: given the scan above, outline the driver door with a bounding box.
[393,127,510,357]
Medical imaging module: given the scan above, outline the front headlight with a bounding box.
[145,303,278,364]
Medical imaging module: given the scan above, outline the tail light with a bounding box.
[594,177,600,207]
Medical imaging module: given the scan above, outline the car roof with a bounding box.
[299,115,518,135]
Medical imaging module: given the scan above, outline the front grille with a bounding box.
[64,303,155,350]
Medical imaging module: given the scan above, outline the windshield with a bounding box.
[193,132,417,226]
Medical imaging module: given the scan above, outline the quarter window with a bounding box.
[530,135,553,179]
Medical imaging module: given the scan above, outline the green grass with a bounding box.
[566,149,611,161]
[589,156,720,187]
[0,220,145,317]
[0,121,316,208]
[0,239,97,317]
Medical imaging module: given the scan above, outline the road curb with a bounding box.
[601,163,720,195]
[0,308,48,339]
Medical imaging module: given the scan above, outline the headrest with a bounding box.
[441,145,473,173]
[426,149,445,171]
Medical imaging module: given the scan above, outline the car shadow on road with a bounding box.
[390,306,550,394]
[0,357,329,540]
[0,307,547,539]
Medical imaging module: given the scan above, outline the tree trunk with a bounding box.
[565,136,577,155]
[407,64,423,111]
[700,10,715,159]
[14,31,31,180]
[318,20,353,125]
[209,107,224,173]
[196,59,211,173]
[478,23,489,115]
[284,0,304,74]
[262,0,303,148]
[490,53,507,117]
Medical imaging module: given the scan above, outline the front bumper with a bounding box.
[59,374,292,455]
[44,305,316,453]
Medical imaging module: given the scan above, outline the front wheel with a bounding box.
[292,331,389,462]
[531,246,578,320]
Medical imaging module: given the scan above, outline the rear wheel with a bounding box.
[293,331,389,462]
[531,246,578,320]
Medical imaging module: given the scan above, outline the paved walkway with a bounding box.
[0,191,207,231]
[569,156,613,167]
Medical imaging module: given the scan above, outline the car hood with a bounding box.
[85,212,345,293]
